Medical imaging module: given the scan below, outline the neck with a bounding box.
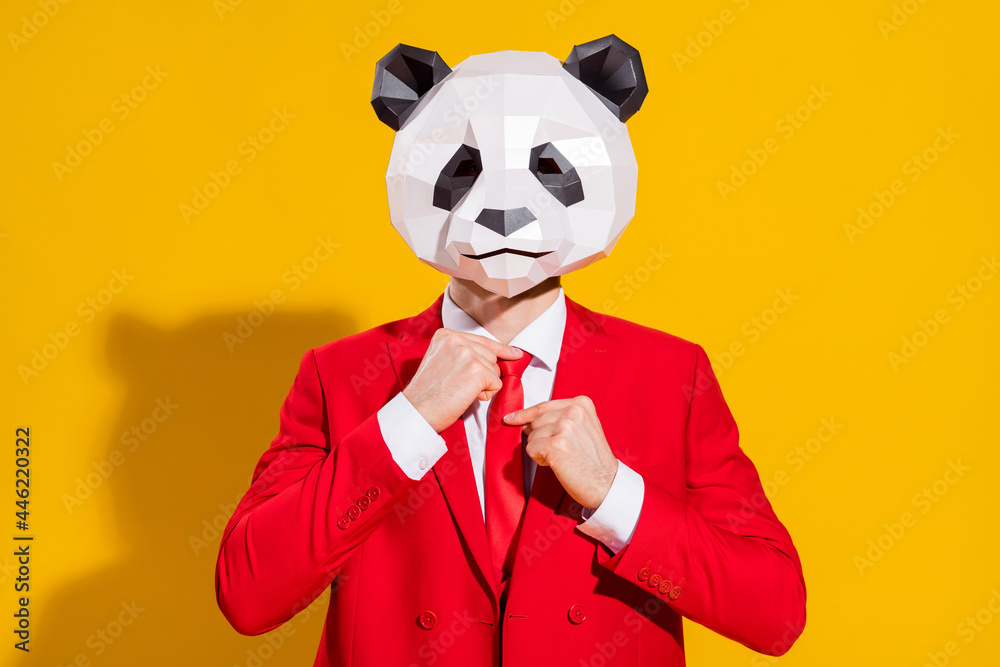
[447,276,562,346]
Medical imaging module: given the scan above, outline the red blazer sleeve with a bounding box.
[214,348,415,635]
[597,344,807,655]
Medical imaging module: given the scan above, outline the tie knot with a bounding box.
[497,349,533,379]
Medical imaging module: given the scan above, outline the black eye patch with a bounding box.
[530,143,584,207]
[434,144,483,210]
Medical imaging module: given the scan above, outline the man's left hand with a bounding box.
[503,396,619,510]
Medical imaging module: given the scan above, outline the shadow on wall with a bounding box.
[28,308,358,666]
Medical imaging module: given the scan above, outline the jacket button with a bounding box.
[336,516,351,530]
[568,604,586,624]
[668,587,683,600]
[658,580,672,595]
[418,611,437,629]
[637,567,651,581]
[347,505,361,520]
[357,496,370,511]
[367,487,381,501]
[648,574,662,588]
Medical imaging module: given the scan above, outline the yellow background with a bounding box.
[2,0,998,664]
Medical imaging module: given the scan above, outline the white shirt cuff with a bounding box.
[576,461,644,554]
[377,392,448,480]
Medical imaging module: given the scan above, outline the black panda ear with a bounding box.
[563,34,648,122]
[371,44,452,131]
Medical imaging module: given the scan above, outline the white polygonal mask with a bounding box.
[372,35,648,298]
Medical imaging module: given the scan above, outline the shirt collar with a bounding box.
[441,282,566,372]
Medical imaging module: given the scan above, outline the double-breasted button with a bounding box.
[637,567,651,582]
[346,505,361,520]
[367,487,381,501]
[668,587,683,600]
[648,574,662,588]
[418,610,437,629]
[568,604,586,624]
[357,496,370,511]
[336,516,351,530]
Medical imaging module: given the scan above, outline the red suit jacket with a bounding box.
[215,293,807,666]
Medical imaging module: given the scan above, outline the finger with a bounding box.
[448,335,510,378]
[503,398,576,425]
[519,411,558,438]
[480,386,502,402]
[456,331,523,361]
[521,420,558,439]
[451,338,504,386]
[524,436,551,466]
[472,356,503,396]
[519,408,564,432]
[467,342,507,378]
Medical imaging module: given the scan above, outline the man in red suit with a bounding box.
[216,36,806,666]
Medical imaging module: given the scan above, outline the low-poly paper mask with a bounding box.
[372,35,647,298]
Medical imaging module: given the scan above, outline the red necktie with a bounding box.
[485,349,533,600]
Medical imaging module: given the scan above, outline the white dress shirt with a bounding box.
[376,283,644,553]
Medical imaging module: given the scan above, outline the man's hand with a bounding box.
[403,328,524,433]
[503,396,619,510]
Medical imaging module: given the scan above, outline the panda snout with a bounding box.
[474,207,536,237]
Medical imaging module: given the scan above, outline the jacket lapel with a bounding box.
[515,294,620,566]
[387,294,499,607]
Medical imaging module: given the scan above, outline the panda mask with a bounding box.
[372,35,648,298]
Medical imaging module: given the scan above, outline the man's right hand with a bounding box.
[402,328,524,433]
